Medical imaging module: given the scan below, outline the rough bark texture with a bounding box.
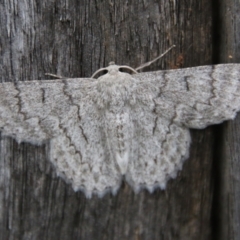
[0,0,232,239]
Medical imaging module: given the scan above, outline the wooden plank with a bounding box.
[0,1,214,239]
[215,0,240,239]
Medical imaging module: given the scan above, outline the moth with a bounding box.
[0,60,240,198]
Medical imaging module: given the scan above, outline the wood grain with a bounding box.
[0,0,220,239]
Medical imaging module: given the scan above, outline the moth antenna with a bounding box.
[119,66,138,74]
[91,67,108,78]
[45,73,64,79]
[135,45,176,71]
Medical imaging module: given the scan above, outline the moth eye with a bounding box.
[94,69,108,78]
[91,67,109,79]
[119,68,132,74]
[101,70,109,77]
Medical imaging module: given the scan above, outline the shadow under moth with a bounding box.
[0,62,240,198]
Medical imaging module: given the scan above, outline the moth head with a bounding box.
[91,62,138,79]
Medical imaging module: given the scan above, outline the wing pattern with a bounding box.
[134,64,240,129]
[0,78,122,197]
[124,64,240,193]
[0,63,240,197]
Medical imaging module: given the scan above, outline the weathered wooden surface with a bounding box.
[215,0,240,239]
[0,0,230,239]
